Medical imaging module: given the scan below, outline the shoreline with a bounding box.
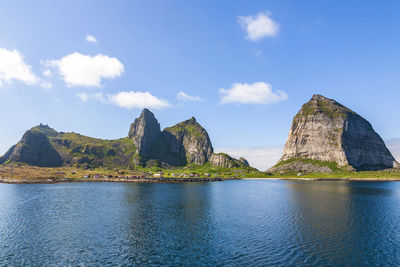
[0,177,224,184]
[2,176,400,184]
[243,177,400,182]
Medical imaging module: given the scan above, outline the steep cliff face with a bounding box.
[128,108,161,158]
[4,127,63,167]
[274,94,399,171]
[209,153,250,168]
[158,117,214,165]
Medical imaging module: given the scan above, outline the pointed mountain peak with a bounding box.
[140,108,155,118]
[128,108,161,157]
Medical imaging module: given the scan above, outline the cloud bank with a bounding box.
[238,11,279,41]
[219,82,287,105]
[46,52,124,87]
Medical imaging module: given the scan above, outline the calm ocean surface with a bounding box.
[0,180,400,266]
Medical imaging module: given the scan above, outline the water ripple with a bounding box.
[1,181,400,265]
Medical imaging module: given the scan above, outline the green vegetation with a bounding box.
[268,157,400,179]
[165,118,203,138]
[296,96,355,120]
[267,170,400,179]
[1,162,400,183]
[30,124,59,137]
[275,158,343,172]
[48,132,136,168]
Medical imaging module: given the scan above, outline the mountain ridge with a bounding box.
[0,111,251,170]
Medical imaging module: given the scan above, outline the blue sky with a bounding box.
[1,0,400,169]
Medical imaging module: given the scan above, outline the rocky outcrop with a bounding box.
[238,157,250,166]
[209,153,250,168]
[157,117,214,165]
[269,159,334,173]
[3,128,63,167]
[128,108,161,158]
[210,153,236,168]
[273,94,399,171]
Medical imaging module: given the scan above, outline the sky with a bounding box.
[0,0,400,170]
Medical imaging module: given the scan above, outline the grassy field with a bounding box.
[1,163,400,183]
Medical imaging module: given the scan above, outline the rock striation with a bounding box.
[128,108,161,158]
[272,94,399,171]
[209,153,250,168]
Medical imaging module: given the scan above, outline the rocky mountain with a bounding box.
[270,94,399,172]
[1,111,250,170]
[0,127,62,167]
[155,117,214,166]
[128,108,161,159]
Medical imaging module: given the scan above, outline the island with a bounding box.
[1,94,399,183]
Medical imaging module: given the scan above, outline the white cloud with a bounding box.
[238,11,279,41]
[76,90,169,109]
[45,52,124,87]
[0,48,52,89]
[215,146,283,171]
[109,91,170,109]
[86,35,98,43]
[177,91,204,102]
[76,92,107,104]
[0,48,39,86]
[387,139,400,162]
[42,69,52,77]
[219,82,287,105]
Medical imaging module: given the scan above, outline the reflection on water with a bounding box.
[0,181,400,266]
[286,181,400,265]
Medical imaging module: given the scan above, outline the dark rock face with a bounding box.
[128,109,161,158]
[238,157,250,166]
[341,113,399,170]
[275,94,399,171]
[155,117,214,165]
[0,145,16,164]
[5,130,63,167]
